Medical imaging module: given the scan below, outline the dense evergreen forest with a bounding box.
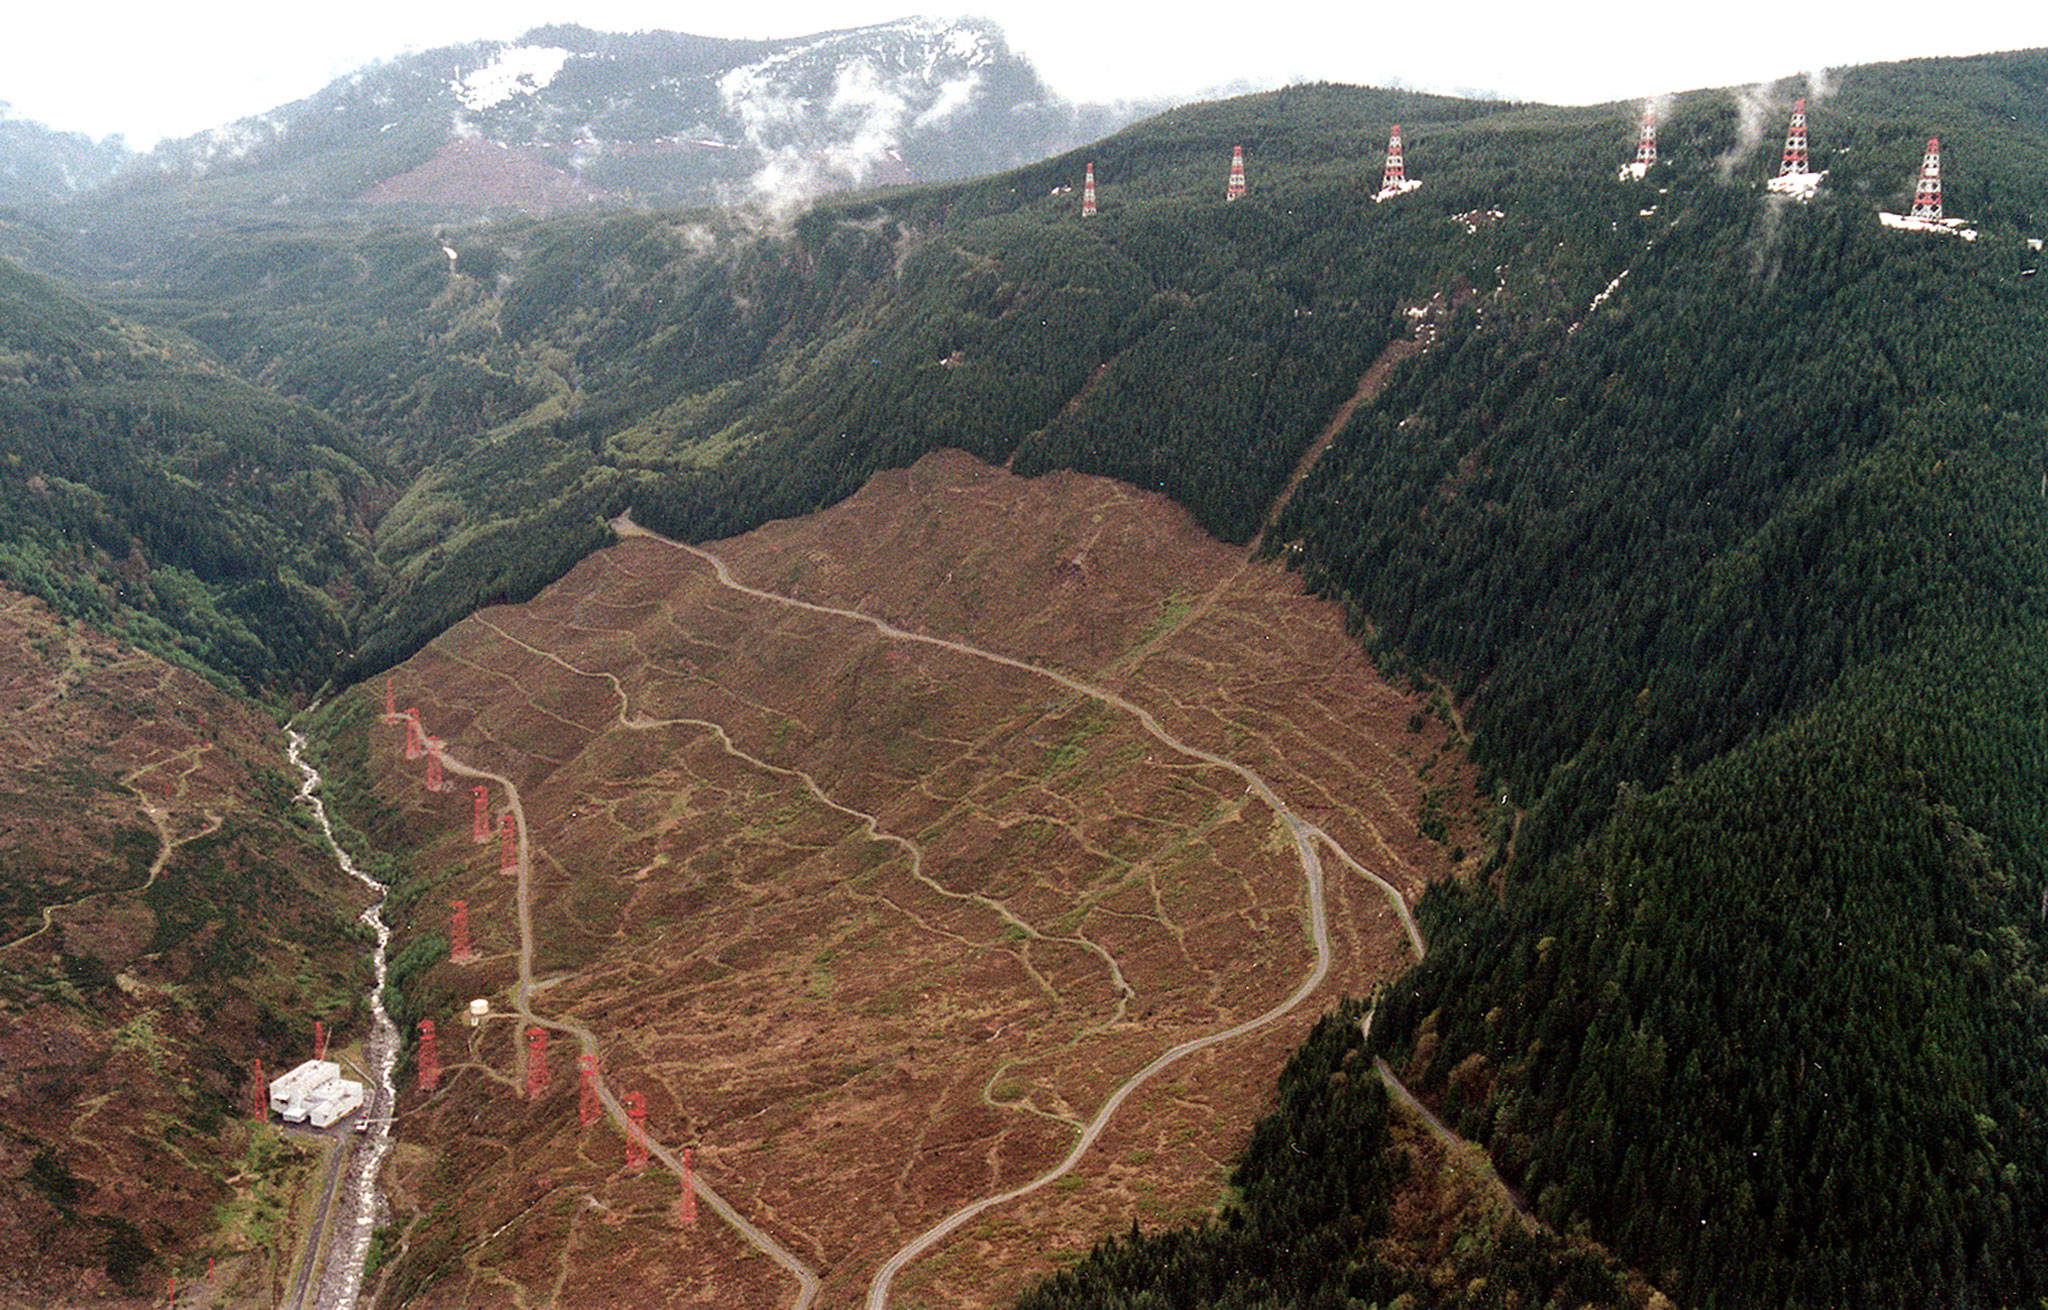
[0,258,384,686]
[6,41,2048,1307]
[1276,93,2048,1310]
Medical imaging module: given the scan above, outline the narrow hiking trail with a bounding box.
[0,745,223,956]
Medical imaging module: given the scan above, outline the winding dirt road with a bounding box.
[388,510,1428,1308]
[0,753,222,955]
[614,516,1424,1307]
[422,735,826,1308]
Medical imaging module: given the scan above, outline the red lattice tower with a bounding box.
[1382,126,1407,192]
[1225,145,1246,201]
[1081,163,1097,217]
[1912,137,1943,219]
[424,750,444,793]
[578,1055,602,1126]
[251,1059,266,1122]
[449,899,475,964]
[417,1019,440,1093]
[472,786,490,843]
[384,676,395,717]
[1636,104,1657,167]
[499,813,517,874]
[313,1020,327,1062]
[676,1145,698,1226]
[1778,97,1809,177]
[526,1025,550,1099]
[404,709,423,760]
[624,1092,649,1169]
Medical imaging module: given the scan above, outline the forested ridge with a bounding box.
[0,257,385,686]
[1263,61,2048,1310]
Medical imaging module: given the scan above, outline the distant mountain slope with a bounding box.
[100,81,1501,677]
[0,106,130,209]
[0,256,386,688]
[105,18,1145,219]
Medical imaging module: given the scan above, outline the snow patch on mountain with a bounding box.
[716,18,998,222]
[913,73,982,129]
[455,46,573,111]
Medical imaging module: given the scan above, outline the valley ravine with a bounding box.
[286,723,401,1310]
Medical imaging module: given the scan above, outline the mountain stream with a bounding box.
[286,722,398,1309]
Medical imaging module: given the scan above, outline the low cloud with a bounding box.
[716,37,984,232]
[1716,83,1772,182]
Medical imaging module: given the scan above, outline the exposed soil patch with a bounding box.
[365,451,1481,1308]
[361,139,593,210]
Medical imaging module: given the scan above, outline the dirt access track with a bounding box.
[368,449,1477,1309]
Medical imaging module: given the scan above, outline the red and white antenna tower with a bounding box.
[526,1025,550,1099]
[675,1146,698,1227]
[1082,162,1097,217]
[1376,126,1420,200]
[578,1055,602,1126]
[251,1059,266,1122]
[499,813,517,874]
[404,709,423,760]
[1636,104,1657,168]
[417,1019,440,1092]
[384,677,395,718]
[313,1020,327,1062]
[1226,145,1246,201]
[449,899,475,964]
[1911,137,1943,219]
[472,786,490,843]
[424,751,444,792]
[1778,98,1809,177]
[624,1092,649,1169]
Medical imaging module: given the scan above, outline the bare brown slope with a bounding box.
[361,139,595,210]
[359,450,1480,1309]
[0,588,371,1308]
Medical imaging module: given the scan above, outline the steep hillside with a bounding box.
[6,42,2047,1307]
[1265,57,2048,1310]
[0,256,386,689]
[320,450,1499,1308]
[102,81,1509,679]
[0,586,370,1304]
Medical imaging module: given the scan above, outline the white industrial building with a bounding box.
[268,1059,366,1128]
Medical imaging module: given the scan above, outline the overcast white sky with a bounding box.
[4,2,2046,147]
